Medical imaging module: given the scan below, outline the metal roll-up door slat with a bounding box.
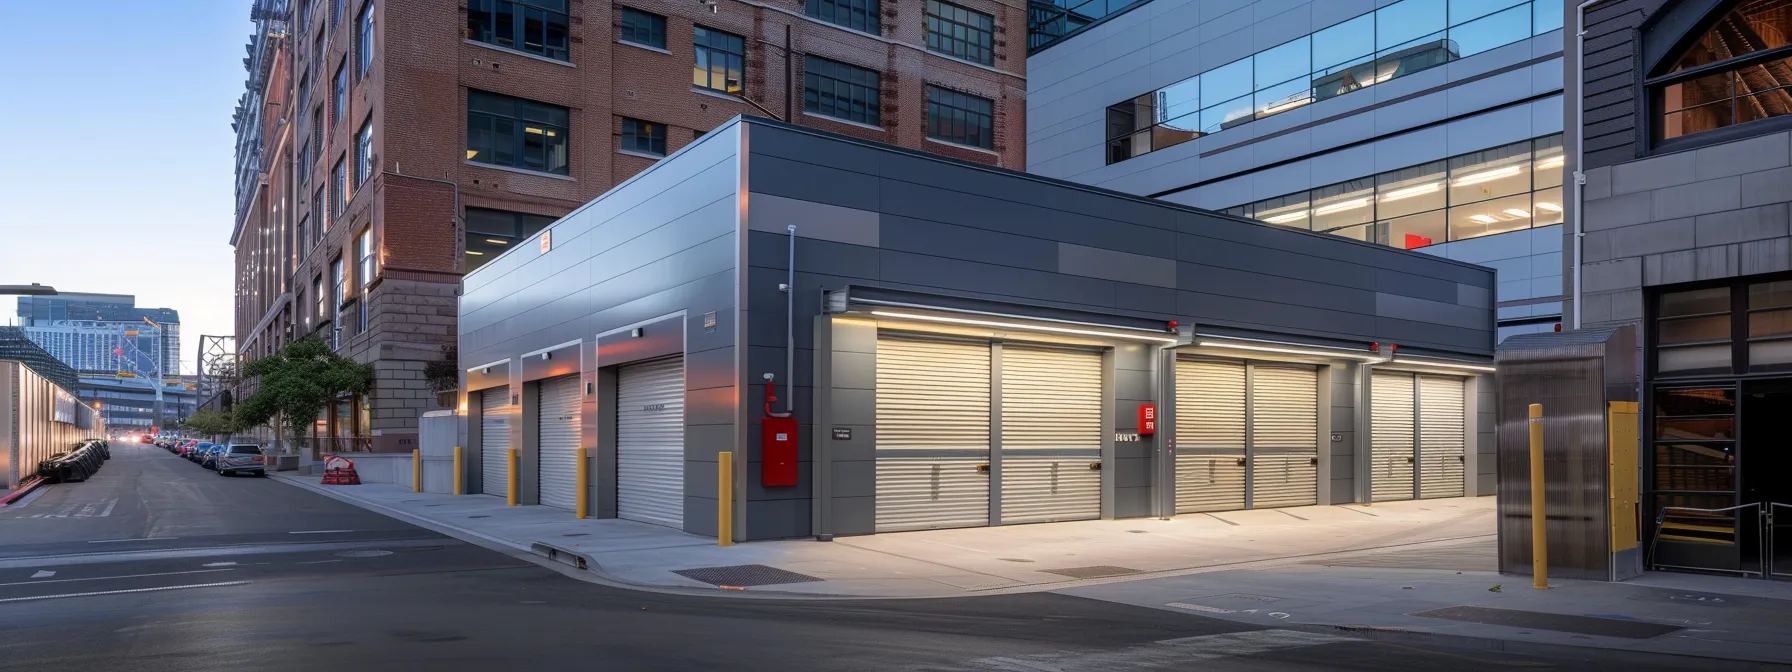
[876,337,991,532]
[1175,359,1247,513]
[1000,347,1102,524]
[617,356,685,529]
[537,375,582,510]
[1371,372,1417,502]
[1418,376,1467,499]
[480,386,511,499]
[1249,365,1318,509]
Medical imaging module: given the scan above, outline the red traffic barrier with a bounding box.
[321,455,361,485]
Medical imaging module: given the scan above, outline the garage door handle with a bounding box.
[1406,456,1415,464]
[976,463,990,473]
[1459,455,1465,462]
[1309,457,1319,466]
[1088,461,1102,471]
[1236,458,1247,466]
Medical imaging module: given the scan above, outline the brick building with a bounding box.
[230,0,1027,452]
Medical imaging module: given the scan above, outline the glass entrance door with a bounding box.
[1742,379,1792,579]
[1650,386,1742,574]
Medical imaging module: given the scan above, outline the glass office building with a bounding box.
[1027,0,1568,342]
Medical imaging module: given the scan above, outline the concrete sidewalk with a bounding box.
[1062,537,1792,665]
[273,473,1495,598]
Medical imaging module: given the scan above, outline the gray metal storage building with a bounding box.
[457,116,1499,541]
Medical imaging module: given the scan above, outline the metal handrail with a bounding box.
[1649,503,1764,578]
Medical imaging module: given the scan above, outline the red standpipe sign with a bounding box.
[1138,404,1157,436]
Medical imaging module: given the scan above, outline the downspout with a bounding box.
[1572,0,1602,330]
[783,225,796,415]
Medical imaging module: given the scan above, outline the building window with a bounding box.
[356,228,375,331]
[1656,0,1792,141]
[467,90,570,175]
[330,258,345,348]
[312,106,324,158]
[619,8,667,49]
[356,1,374,79]
[331,0,342,28]
[333,64,347,124]
[314,185,328,232]
[332,156,347,216]
[693,26,745,95]
[1104,0,1564,164]
[804,56,880,126]
[297,217,309,261]
[619,117,667,156]
[807,0,878,33]
[925,0,994,65]
[314,275,326,325]
[355,118,373,187]
[468,0,570,61]
[465,207,556,272]
[298,143,310,187]
[925,85,994,148]
[1221,134,1565,249]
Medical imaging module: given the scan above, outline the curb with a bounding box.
[1,478,46,506]
[1287,621,1791,669]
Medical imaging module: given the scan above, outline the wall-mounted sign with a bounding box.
[832,428,852,440]
[540,230,552,254]
[1138,404,1157,435]
[1115,433,1140,442]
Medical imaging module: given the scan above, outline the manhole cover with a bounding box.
[671,564,822,587]
[1039,565,1139,579]
[335,549,394,558]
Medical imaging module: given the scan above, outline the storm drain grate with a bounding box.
[672,564,822,587]
[1039,565,1140,580]
[1411,605,1683,639]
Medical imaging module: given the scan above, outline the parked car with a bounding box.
[214,444,267,477]
[187,442,215,463]
[200,444,231,470]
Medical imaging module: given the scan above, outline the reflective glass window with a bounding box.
[1532,135,1564,188]
[1449,141,1531,205]
[1200,60,1253,108]
[1201,94,1254,134]
[1532,186,1564,226]
[1448,192,1534,240]
[1254,192,1311,228]
[1383,210,1447,249]
[1450,4,1532,58]
[1449,0,1525,24]
[1671,0,1792,71]
[1310,178,1375,232]
[1377,0,1447,52]
[1533,0,1564,33]
[1312,14,1375,73]
[1377,160,1448,219]
[1158,77,1200,122]
[1255,37,1311,90]
[1255,77,1313,117]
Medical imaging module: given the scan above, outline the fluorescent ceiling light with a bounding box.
[1314,198,1370,215]
[1389,358,1496,373]
[1469,214,1499,224]
[1381,182,1440,201]
[1262,211,1308,224]
[1503,208,1531,218]
[1535,202,1563,212]
[466,250,485,256]
[1194,340,1379,361]
[1453,166,1522,186]
[466,150,478,159]
[485,238,509,245]
[1535,155,1565,170]
[869,310,1179,343]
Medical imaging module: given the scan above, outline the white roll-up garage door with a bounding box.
[1418,376,1467,499]
[876,337,990,532]
[1249,365,1318,509]
[1371,372,1417,502]
[999,346,1102,524]
[617,357,685,529]
[537,375,582,510]
[480,386,511,499]
[1175,359,1247,513]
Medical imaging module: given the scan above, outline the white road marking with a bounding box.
[87,537,178,544]
[940,629,1356,671]
[202,562,237,567]
[1166,602,1235,614]
[98,498,117,517]
[0,581,249,603]
[297,560,343,565]
[29,571,54,579]
[287,530,354,534]
[0,568,233,588]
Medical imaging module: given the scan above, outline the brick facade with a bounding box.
[233,0,1026,451]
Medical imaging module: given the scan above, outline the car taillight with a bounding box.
[251,456,264,463]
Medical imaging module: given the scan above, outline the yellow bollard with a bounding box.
[575,448,589,520]
[453,446,463,495]
[717,451,734,547]
[507,449,519,507]
[1528,403,1548,590]
[412,449,421,493]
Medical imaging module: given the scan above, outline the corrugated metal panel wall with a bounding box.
[1418,376,1467,499]
[1175,359,1247,513]
[537,375,582,510]
[1249,366,1318,509]
[616,356,685,528]
[1371,373,1417,502]
[999,346,1102,524]
[480,386,511,499]
[875,337,991,532]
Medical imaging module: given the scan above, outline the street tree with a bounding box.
[234,335,373,457]
[180,409,240,441]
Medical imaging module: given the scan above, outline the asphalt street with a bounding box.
[0,443,1766,671]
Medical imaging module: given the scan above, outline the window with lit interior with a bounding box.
[1656,0,1792,141]
[464,207,557,272]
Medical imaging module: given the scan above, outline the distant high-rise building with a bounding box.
[16,294,182,379]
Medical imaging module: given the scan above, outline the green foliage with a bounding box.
[423,345,458,392]
[181,409,240,437]
[235,336,374,445]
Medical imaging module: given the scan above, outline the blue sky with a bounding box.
[0,2,252,373]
